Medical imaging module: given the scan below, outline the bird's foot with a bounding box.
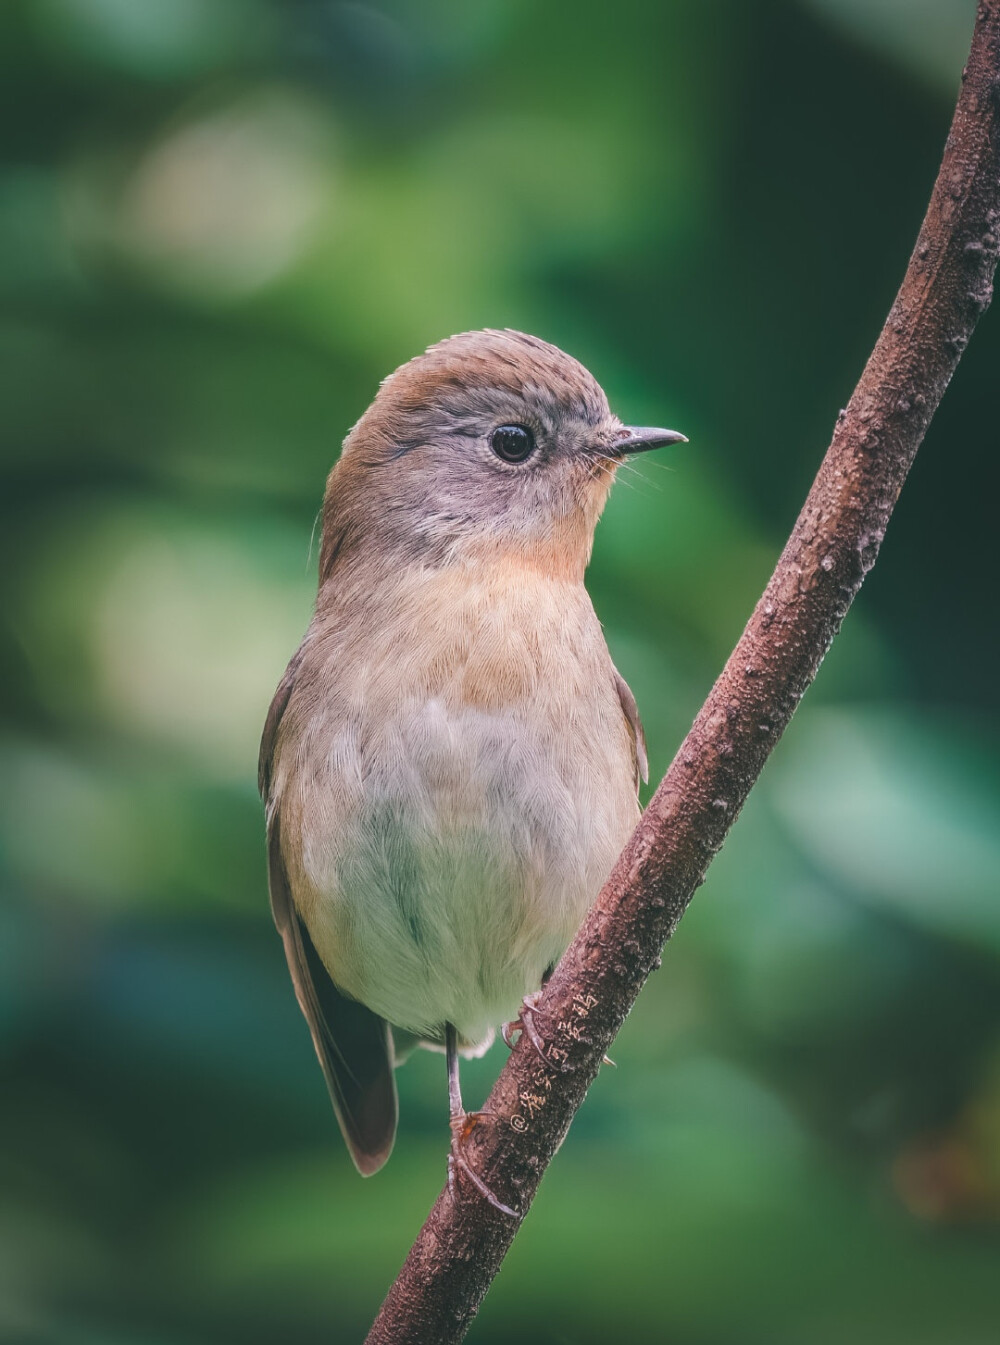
[501,991,555,1067]
[502,992,613,1069]
[447,1112,520,1219]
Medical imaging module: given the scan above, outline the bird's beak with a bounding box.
[610,425,688,456]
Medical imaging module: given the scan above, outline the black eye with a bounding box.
[490,423,535,464]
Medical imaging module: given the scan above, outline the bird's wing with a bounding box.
[612,664,649,794]
[260,652,398,1176]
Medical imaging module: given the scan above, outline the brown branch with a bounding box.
[366,8,1000,1342]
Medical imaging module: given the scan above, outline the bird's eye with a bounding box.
[490,424,536,464]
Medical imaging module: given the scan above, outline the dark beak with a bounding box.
[611,425,688,456]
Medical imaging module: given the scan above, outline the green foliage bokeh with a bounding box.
[1,1,998,1342]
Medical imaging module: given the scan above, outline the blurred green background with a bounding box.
[1,0,998,1342]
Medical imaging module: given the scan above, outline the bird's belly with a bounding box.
[295,694,638,1050]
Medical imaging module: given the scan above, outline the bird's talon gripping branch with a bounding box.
[451,1109,494,1142]
[447,1139,521,1220]
[445,1025,521,1219]
[502,991,564,1072]
[506,993,611,1071]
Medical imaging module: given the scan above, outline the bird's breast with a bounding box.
[275,564,640,1044]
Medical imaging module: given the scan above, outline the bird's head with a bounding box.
[321,329,685,583]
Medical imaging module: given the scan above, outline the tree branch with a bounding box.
[366,7,1000,1341]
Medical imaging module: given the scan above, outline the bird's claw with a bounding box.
[503,994,615,1070]
[502,991,567,1071]
[447,1113,520,1220]
[502,991,549,1063]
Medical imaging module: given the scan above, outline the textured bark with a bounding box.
[366,7,1000,1342]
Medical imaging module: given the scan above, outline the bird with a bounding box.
[258,328,684,1212]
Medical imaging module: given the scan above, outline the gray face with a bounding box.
[382,385,622,555]
[338,330,625,570]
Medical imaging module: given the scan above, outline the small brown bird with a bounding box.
[259,329,684,1208]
